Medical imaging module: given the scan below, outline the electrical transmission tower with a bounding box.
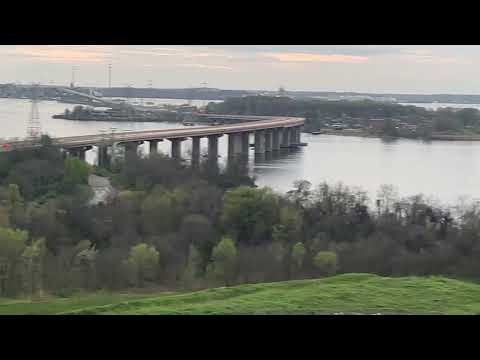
[27,84,42,140]
[201,81,208,108]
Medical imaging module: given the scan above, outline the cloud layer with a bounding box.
[0,45,479,93]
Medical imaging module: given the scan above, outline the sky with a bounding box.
[2,45,480,94]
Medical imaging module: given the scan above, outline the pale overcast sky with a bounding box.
[2,45,480,94]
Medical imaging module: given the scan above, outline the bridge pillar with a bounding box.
[272,128,281,151]
[265,130,272,152]
[149,139,163,154]
[241,132,250,154]
[254,130,266,154]
[281,127,291,148]
[124,142,141,158]
[207,134,222,160]
[169,138,186,160]
[97,145,111,168]
[289,127,298,147]
[68,146,91,161]
[228,133,244,159]
[206,134,222,175]
[191,136,202,168]
[297,126,303,144]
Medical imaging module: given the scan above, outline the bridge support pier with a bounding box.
[265,130,272,152]
[272,128,281,151]
[241,132,250,154]
[289,127,299,147]
[228,133,244,159]
[149,139,162,154]
[208,134,222,159]
[254,130,266,154]
[97,145,111,168]
[191,136,202,168]
[281,128,291,148]
[296,126,302,144]
[169,138,186,160]
[124,141,142,159]
[67,146,92,161]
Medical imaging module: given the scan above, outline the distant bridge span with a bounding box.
[2,115,305,166]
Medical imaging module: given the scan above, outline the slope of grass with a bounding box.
[62,274,480,315]
[0,291,160,315]
[2,274,480,315]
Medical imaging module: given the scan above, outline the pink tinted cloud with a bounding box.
[6,45,112,63]
[264,52,369,64]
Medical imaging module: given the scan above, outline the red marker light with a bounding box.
[2,144,9,151]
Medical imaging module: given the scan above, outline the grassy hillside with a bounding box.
[2,274,479,315]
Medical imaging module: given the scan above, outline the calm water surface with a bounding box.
[2,98,480,206]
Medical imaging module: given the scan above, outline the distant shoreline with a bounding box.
[314,129,480,142]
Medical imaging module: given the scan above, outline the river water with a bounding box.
[2,98,480,206]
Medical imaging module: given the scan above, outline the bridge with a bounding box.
[1,115,305,167]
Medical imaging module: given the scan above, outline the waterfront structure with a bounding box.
[1,115,305,168]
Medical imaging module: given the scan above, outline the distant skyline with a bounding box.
[2,45,480,94]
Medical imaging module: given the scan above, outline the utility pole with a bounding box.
[187,84,193,107]
[201,81,208,108]
[108,63,112,88]
[71,66,77,88]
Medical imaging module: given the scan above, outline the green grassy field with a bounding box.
[2,274,480,315]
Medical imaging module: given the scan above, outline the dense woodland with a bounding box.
[1,136,480,298]
[207,96,480,135]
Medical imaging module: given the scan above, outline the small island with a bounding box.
[53,105,195,123]
[206,96,480,141]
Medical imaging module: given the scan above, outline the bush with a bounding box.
[313,251,338,276]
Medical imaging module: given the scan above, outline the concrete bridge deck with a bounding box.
[4,116,304,150]
[2,115,305,167]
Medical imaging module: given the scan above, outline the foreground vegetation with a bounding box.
[3,135,480,314]
[2,274,479,315]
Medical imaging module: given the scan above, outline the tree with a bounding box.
[286,180,312,208]
[72,240,98,290]
[208,236,237,286]
[383,119,399,137]
[141,187,187,235]
[62,156,91,192]
[125,243,159,287]
[313,251,338,276]
[291,242,306,276]
[222,186,280,245]
[272,206,303,245]
[182,244,202,289]
[179,214,216,274]
[22,238,47,297]
[0,227,28,296]
[376,184,399,216]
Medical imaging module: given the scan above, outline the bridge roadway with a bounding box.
[3,115,305,167]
